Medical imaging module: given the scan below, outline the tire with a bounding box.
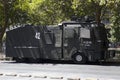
[28,58,40,63]
[72,52,87,64]
[13,57,25,63]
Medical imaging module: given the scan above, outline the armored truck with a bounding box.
[6,20,114,63]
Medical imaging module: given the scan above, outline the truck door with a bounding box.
[54,26,75,59]
[62,27,76,59]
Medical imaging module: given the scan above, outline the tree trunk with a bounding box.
[91,0,102,25]
[95,6,102,25]
[0,0,9,43]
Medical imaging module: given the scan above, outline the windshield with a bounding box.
[80,28,90,38]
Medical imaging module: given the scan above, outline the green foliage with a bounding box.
[0,0,120,42]
[110,1,120,42]
[0,2,4,26]
[35,0,73,25]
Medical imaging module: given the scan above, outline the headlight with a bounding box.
[83,41,92,46]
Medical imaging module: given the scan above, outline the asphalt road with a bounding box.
[0,60,120,80]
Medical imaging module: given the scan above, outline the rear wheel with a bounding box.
[13,57,25,63]
[72,52,87,64]
[28,58,40,63]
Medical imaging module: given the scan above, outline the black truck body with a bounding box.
[6,21,114,63]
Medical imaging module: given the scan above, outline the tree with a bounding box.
[110,0,120,42]
[0,0,9,43]
[0,0,30,43]
[0,0,120,43]
[71,0,112,23]
[36,0,73,25]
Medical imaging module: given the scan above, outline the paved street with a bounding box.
[0,60,120,80]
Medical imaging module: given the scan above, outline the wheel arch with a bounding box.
[71,51,88,64]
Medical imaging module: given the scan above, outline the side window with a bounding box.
[64,28,74,38]
[44,31,53,44]
[54,30,62,47]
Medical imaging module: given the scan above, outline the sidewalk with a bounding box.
[0,44,5,60]
[0,52,13,61]
[0,52,5,60]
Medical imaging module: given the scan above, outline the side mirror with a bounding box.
[106,28,111,38]
[59,25,63,30]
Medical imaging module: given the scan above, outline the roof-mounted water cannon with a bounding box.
[71,16,95,23]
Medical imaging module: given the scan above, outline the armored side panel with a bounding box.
[6,25,63,60]
[39,26,62,59]
[6,25,42,58]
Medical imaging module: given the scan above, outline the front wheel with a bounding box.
[72,52,87,64]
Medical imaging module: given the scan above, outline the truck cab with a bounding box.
[58,21,110,63]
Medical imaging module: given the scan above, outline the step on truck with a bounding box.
[6,18,115,63]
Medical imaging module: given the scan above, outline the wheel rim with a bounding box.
[76,55,82,61]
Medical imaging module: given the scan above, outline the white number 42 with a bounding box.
[35,32,40,39]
